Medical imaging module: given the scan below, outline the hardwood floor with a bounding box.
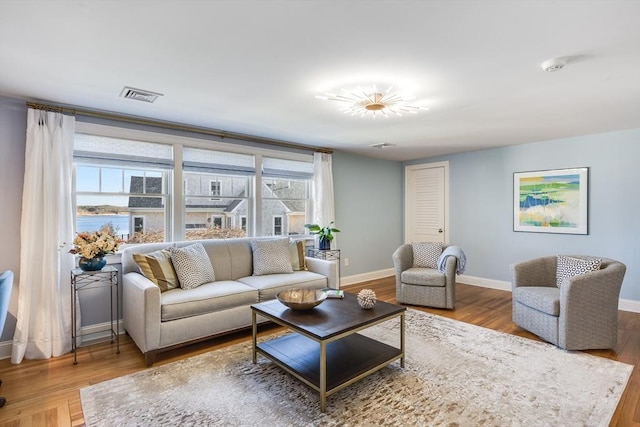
[1,278,638,426]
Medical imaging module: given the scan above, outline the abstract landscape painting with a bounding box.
[513,168,589,234]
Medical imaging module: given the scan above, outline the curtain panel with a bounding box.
[312,152,337,247]
[12,109,75,363]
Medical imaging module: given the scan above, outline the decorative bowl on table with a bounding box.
[276,289,327,310]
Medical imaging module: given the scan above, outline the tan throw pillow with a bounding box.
[252,238,294,276]
[556,255,602,287]
[133,249,180,292]
[412,242,443,268]
[289,240,308,271]
[169,243,215,290]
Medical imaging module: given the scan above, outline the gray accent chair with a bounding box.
[511,256,626,350]
[392,244,458,309]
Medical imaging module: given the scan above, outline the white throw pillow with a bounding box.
[252,238,294,276]
[555,255,601,287]
[412,242,443,269]
[169,243,215,290]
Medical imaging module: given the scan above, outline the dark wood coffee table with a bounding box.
[251,293,405,412]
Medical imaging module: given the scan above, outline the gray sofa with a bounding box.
[122,237,339,365]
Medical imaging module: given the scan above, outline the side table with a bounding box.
[307,248,341,283]
[70,266,120,364]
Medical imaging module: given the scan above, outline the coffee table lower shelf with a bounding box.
[256,332,402,405]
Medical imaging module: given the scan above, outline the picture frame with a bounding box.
[513,167,589,234]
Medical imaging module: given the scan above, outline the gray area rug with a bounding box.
[81,309,632,426]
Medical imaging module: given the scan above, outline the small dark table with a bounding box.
[251,293,405,412]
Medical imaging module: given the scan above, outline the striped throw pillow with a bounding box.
[133,249,180,292]
[289,240,308,271]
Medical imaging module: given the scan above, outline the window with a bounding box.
[273,216,283,235]
[182,147,253,240]
[211,215,223,228]
[74,133,171,243]
[261,157,313,237]
[209,180,221,200]
[133,216,145,233]
[73,123,314,243]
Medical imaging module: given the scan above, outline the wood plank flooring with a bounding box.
[0,278,638,426]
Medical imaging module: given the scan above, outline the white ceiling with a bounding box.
[1,0,639,161]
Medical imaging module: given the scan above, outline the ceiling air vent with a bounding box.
[120,86,164,103]
[370,142,396,149]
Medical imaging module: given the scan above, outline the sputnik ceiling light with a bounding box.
[316,85,428,118]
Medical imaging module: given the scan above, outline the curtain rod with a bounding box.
[25,101,333,154]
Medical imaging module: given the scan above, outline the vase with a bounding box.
[78,256,106,272]
[319,237,331,250]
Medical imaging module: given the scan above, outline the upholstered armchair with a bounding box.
[392,243,460,309]
[511,256,626,350]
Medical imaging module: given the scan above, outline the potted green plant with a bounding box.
[304,221,340,250]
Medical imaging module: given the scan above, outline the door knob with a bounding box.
[438,229,443,233]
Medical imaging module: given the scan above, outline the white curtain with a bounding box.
[12,109,75,363]
[312,152,337,247]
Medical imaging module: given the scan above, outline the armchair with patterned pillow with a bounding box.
[510,255,626,350]
[392,242,464,309]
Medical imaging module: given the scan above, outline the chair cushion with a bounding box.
[513,286,560,316]
[556,255,602,287]
[412,242,443,268]
[401,267,446,287]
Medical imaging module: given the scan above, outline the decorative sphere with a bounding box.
[357,289,377,309]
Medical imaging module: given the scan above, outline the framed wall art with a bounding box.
[513,167,589,234]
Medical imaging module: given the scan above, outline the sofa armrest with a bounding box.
[122,271,162,353]
[305,257,339,289]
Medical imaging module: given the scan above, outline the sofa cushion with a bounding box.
[289,240,307,271]
[513,286,560,316]
[251,238,294,276]
[169,243,216,290]
[556,255,602,287]
[401,268,446,287]
[160,280,258,321]
[133,248,179,292]
[412,242,443,268]
[238,271,327,301]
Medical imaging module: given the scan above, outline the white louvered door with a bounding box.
[405,162,448,244]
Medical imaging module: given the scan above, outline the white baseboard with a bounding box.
[340,268,395,287]
[458,274,512,291]
[0,320,123,360]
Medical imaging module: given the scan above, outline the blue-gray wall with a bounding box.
[406,129,640,302]
[333,151,403,279]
